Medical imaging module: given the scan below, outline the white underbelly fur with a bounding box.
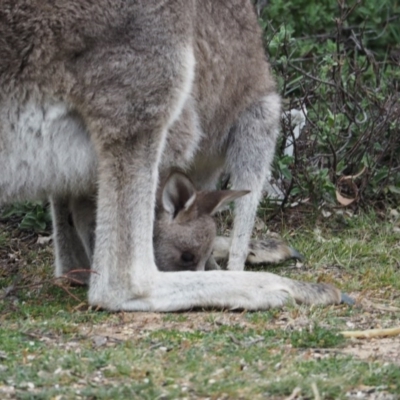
[0,99,98,204]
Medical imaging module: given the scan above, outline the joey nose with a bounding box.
[181,252,195,263]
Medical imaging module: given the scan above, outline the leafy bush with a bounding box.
[258,0,400,207]
[1,202,51,233]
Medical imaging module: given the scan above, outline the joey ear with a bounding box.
[161,171,197,218]
[197,190,250,216]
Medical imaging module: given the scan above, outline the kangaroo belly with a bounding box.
[0,99,97,204]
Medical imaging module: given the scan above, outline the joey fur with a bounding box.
[0,0,352,310]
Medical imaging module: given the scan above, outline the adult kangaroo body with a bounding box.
[0,0,349,310]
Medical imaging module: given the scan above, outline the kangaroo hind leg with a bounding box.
[226,93,281,271]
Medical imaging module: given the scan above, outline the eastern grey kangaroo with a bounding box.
[0,0,352,310]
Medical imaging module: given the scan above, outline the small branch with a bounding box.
[54,282,82,303]
[311,382,321,400]
[1,269,98,301]
[288,63,337,88]
[340,326,400,339]
[361,299,400,313]
[285,387,302,400]
[228,334,264,347]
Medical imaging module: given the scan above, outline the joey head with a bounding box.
[156,171,248,271]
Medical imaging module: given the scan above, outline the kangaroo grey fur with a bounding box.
[0,0,350,311]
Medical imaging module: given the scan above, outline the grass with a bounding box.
[1,211,400,399]
[261,209,400,294]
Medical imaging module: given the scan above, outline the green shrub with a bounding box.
[258,0,400,207]
[1,202,51,233]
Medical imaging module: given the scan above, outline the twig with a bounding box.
[2,278,60,293]
[228,334,264,347]
[312,348,345,354]
[65,269,99,277]
[72,302,89,312]
[340,326,400,339]
[361,299,400,313]
[285,387,301,400]
[311,382,321,400]
[54,282,82,303]
[63,269,99,286]
[288,63,337,88]
[228,334,243,346]
[1,269,98,302]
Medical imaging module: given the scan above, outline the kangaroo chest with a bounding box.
[0,98,98,203]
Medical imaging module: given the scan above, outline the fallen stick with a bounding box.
[285,387,301,400]
[361,298,400,312]
[311,382,321,400]
[340,326,400,339]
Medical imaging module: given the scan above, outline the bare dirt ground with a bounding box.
[83,302,400,362]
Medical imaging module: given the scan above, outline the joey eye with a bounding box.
[181,252,195,263]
